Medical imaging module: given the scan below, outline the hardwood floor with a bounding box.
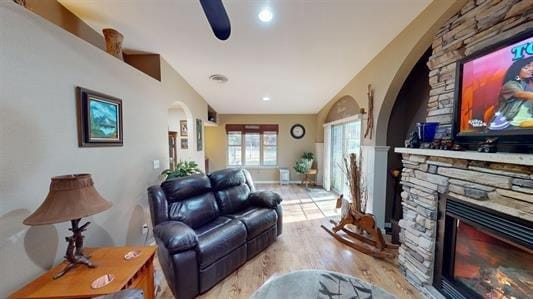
[158,184,420,299]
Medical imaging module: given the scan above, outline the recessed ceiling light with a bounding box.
[262,96,271,101]
[258,8,273,23]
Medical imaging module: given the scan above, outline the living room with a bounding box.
[2,0,532,298]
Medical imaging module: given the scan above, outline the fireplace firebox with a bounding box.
[434,195,533,299]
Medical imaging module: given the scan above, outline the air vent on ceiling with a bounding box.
[209,74,228,83]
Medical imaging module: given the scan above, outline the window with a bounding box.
[226,124,278,166]
[263,132,277,165]
[245,133,261,166]
[330,120,361,194]
[227,132,242,165]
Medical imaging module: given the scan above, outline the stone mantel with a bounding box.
[395,148,533,167]
[395,147,533,296]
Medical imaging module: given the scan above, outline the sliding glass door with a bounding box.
[330,121,361,194]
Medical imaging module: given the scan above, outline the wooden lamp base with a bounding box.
[54,218,96,279]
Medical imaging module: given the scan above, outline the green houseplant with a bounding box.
[293,152,314,175]
[161,160,201,181]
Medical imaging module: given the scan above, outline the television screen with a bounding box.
[458,34,533,137]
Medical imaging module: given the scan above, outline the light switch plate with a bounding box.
[153,160,160,169]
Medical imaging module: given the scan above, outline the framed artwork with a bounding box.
[196,118,203,151]
[77,87,123,147]
[180,120,188,136]
[180,138,188,149]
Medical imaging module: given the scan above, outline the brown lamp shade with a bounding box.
[23,174,112,226]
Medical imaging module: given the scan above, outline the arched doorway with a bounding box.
[167,101,193,170]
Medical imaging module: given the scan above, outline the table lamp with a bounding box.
[23,174,112,279]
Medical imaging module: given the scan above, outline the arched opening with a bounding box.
[326,95,360,123]
[167,101,193,170]
[385,47,432,239]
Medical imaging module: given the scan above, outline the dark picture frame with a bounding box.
[452,29,533,153]
[180,120,188,137]
[196,118,203,151]
[180,138,188,149]
[77,87,123,147]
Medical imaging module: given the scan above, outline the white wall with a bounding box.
[0,3,207,296]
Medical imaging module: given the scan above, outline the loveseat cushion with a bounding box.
[209,168,247,190]
[168,192,219,229]
[209,169,252,214]
[162,175,212,202]
[194,217,247,269]
[227,207,278,240]
[162,175,220,229]
[249,191,283,208]
[214,184,251,215]
[154,221,198,254]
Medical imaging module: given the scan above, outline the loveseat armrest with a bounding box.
[248,191,283,208]
[153,221,198,254]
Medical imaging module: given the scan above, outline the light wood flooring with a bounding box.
[158,184,420,299]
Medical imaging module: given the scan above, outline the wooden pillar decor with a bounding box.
[102,28,124,60]
[322,153,398,260]
[364,84,374,139]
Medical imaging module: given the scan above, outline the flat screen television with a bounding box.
[453,29,533,153]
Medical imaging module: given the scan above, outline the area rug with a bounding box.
[251,269,396,299]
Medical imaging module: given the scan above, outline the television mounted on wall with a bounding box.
[453,29,533,153]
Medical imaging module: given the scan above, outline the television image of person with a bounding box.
[489,57,533,130]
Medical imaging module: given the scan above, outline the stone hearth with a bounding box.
[395,147,533,297]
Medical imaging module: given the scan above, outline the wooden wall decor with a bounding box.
[364,84,374,139]
[102,28,124,60]
[322,153,398,260]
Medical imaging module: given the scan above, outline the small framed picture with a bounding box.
[180,120,188,137]
[180,138,188,149]
[196,118,203,151]
[77,87,123,147]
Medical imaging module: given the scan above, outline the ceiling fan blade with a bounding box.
[199,0,231,41]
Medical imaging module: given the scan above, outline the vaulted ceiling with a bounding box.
[60,0,431,114]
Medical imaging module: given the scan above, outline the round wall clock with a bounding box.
[290,124,306,139]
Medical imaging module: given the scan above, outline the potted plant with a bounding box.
[302,152,314,168]
[293,152,314,184]
[161,160,201,181]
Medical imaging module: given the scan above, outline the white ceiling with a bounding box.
[59,0,431,114]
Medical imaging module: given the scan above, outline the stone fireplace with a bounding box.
[395,148,532,298]
[392,0,533,297]
[434,193,532,298]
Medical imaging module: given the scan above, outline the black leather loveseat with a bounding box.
[147,168,283,299]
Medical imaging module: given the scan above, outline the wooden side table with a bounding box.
[9,246,157,299]
[302,169,318,188]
